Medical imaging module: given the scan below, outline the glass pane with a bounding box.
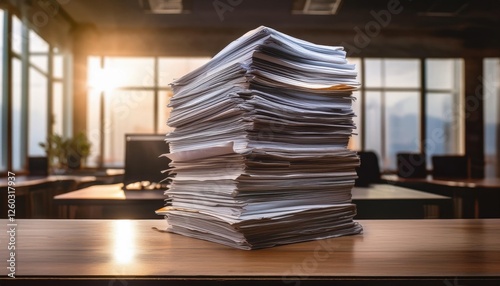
[12,58,23,170]
[30,55,48,73]
[52,82,64,135]
[103,57,155,88]
[426,92,461,164]
[104,90,155,166]
[364,91,382,159]
[53,54,64,78]
[383,59,420,88]
[484,58,500,177]
[364,59,382,88]
[349,91,361,150]
[86,89,101,168]
[348,58,362,150]
[157,89,174,134]
[86,56,102,167]
[384,91,420,170]
[426,59,455,90]
[29,30,49,53]
[158,57,210,87]
[12,16,23,54]
[28,68,48,156]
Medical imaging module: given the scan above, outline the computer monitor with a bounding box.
[123,134,171,188]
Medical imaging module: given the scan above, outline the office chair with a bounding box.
[397,153,427,178]
[355,151,382,187]
[28,156,49,176]
[431,155,470,179]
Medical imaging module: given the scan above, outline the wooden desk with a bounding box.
[0,175,97,219]
[383,175,500,218]
[383,174,500,189]
[0,175,96,188]
[55,183,450,219]
[0,219,498,285]
[352,184,451,219]
[54,184,165,219]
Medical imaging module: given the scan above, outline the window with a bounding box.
[87,56,210,167]
[1,12,71,174]
[363,59,421,170]
[484,58,500,177]
[353,58,464,171]
[425,59,464,167]
[11,15,26,171]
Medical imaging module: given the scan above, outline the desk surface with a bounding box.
[383,174,500,189]
[54,183,165,203]
[1,219,498,283]
[352,184,449,200]
[55,183,448,204]
[0,175,96,188]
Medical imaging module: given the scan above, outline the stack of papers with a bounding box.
[157,26,363,250]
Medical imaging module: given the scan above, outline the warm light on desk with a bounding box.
[113,220,135,264]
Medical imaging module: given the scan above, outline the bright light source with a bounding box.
[88,67,120,93]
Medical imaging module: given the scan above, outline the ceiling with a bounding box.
[59,0,500,35]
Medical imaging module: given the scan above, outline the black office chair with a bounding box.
[28,156,49,176]
[397,153,427,178]
[355,151,382,187]
[431,155,470,179]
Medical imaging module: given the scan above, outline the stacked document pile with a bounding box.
[157,26,363,249]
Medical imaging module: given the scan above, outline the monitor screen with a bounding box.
[123,134,171,187]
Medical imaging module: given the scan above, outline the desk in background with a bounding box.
[0,175,96,219]
[54,183,165,219]
[55,183,451,219]
[383,174,500,218]
[352,184,451,219]
[0,219,498,285]
[0,169,124,219]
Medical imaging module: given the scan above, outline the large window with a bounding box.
[484,58,500,177]
[351,58,464,171]
[87,56,210,167]
[0,11,70,174]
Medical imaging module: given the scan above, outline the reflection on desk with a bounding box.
[0,219,498,285]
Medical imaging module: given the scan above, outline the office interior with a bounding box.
[1,0,500,220]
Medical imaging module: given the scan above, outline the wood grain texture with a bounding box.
[0,219,499,279]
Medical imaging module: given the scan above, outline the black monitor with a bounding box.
[123,134,171,188]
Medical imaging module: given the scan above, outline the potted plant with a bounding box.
[39,132,92,172]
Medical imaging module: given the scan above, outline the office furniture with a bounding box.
[0,169,125,218]
[1,219,498,285]
[0,175,96,219]
[55,183,450,219]
[355,151,382,186]
[383,174,500,218]
[54,183,165,219]
[396,153,427,178]
[352,184,451,218]
[27,156,49,176]
[432,155,470,179]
